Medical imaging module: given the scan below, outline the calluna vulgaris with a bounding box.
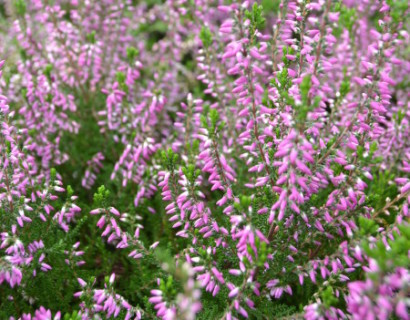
[0,0,409,319]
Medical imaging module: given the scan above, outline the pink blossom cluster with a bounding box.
[1,59,83,292]
[347,266,409,320]
[0,0,409,319]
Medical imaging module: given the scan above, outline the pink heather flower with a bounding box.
[0,1,409,319]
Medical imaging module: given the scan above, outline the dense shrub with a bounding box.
[0,0,409,319]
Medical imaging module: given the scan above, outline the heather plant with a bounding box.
[0,0,409,319]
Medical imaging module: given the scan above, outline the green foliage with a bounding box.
[365,170,398,219]
[199,26,213,49]
[321,286,339,309]
[296,75,320,124]
[161,148,179,172]
[43,64,53,81]
[63,311,83,320]
[300,75,311,106]
[198,291,229,319]
[272,63,294,108]
[282,46,295,67]
[245,3,266,35]
[358,217,378,236]
[362,224,410,273]
[186,139,200,165]
[394,109,406,125]
[0,177,92,316]
[131,20,168,50]
[155,247,176,274]
[333,3,357,37]
[116,71,128,93]
[356,141,379,167]
[181,164,200,185]
[249,236,269,267]
[386,0,408,24]
[116,71,126,84]
[309,185,335,208]
[93,185,110,207]
[13,0,26,16]
[339,69,350,99]
[50,167,57,180]
[126,46,139,64]
[0,2,6,18]
[252,301,297,319]
[261,0,281,14]
[86,31,96,44]
[201,108,225,136]
[67,185,74,197]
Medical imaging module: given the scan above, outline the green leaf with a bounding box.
[245,3,266,33]
[199,26,213,49]
[13,0,26,16]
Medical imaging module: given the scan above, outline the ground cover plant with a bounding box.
[0,0,409,319]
